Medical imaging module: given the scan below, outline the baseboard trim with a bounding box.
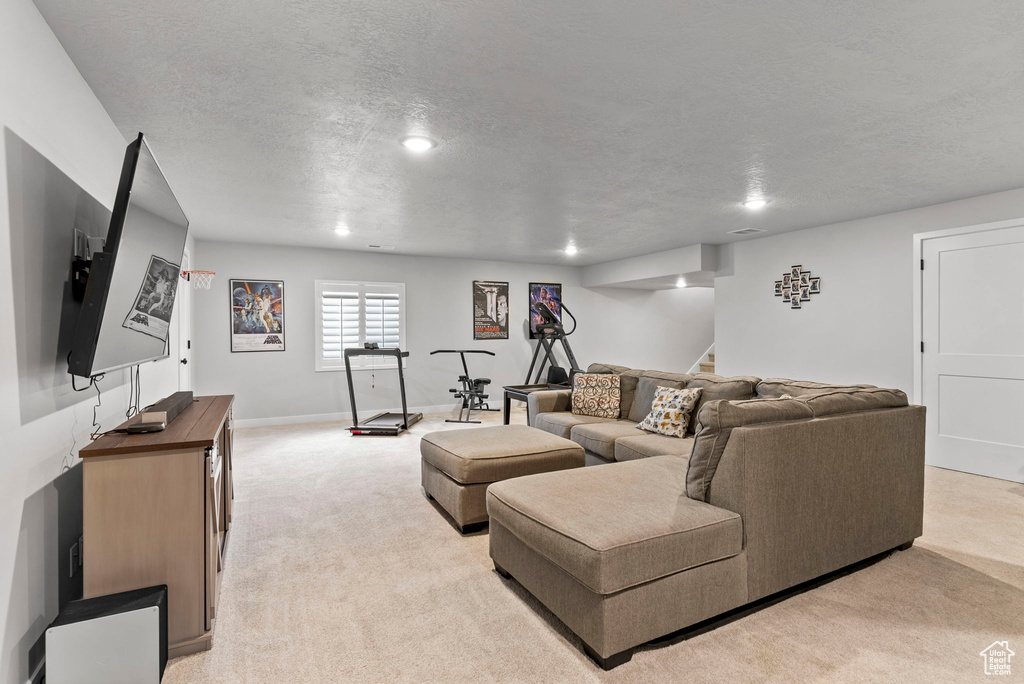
[234,404,457,429]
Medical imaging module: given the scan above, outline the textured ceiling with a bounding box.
[33,0,1024,265]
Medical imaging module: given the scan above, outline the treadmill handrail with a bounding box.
[344,347,410,359]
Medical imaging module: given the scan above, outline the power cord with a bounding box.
[64,406,79,473]
[90,376,104,440]
[66,351,107,439]
[125,365,142,419]
[126,365,136,419]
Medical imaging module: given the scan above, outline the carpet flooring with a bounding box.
[163,408,1024,683]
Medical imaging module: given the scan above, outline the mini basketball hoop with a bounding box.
[182,270,216,289]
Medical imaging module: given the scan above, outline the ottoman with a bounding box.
[420,425,585,533]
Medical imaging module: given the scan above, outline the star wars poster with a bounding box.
[122,255,180,341]
[473,280,509,340]
[230,279,285,352]
[529,282,561,339]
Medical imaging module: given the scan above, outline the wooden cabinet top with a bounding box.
[81,395,234,457]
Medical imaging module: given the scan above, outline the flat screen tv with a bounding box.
[68,133,189,378]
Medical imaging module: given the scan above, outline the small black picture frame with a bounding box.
[774,281,783,296]
[791,265,802,280]
[809,276,821,294]
[790,296,801,309]
[800,271,810,286]
[800,286,811,301]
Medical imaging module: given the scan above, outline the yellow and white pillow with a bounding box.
[638,386,703,438]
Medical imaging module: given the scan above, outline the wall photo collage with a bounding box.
[774,265,821,309]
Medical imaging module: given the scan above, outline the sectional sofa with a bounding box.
[487,364,926,668]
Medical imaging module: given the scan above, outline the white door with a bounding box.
[922,224,1024,482]
[177,250,193,391]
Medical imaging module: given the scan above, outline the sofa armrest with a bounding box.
[708,405,925,601]
[527,389,572,424]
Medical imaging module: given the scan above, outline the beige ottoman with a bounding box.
[420,425,585,533]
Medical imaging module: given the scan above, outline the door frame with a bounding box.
[912,216,1024,404]
[178,248,192,391]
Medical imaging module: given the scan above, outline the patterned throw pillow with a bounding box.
[571,373,621,418]
[638,386,703,438]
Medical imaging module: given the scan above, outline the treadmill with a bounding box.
[344,345,423,435]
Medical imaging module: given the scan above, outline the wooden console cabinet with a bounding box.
[80,395,235,658]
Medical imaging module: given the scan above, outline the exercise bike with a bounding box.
[430,349,497,423]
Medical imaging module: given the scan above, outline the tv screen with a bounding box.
[68,133,189,378]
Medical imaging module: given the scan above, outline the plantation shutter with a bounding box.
[315,280,406,370]
[321,289,360,359]
[364,288,401,349]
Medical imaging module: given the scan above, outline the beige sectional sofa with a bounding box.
[489,364,925,669]
[527,363,877,464]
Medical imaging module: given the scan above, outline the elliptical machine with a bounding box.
[430,349,497,423]
[525,301,581,384]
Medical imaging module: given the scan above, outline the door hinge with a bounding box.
[920,341,925,353]
[920,259,924,270]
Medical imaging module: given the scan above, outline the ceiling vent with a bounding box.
[728,227,766,236]
[368,244,395,250]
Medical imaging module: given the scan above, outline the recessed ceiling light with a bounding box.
[564,244,578,256]
[676,277,688,288]
[334,226,351,236]
[400,136,436,152]
[728,227,766,236]
[742,198,768,211]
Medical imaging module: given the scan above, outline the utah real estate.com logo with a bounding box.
[980,641,1014,676]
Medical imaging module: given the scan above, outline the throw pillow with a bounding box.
[637,386,703,438]
[571,373,621,419]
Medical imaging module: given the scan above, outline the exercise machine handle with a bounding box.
[429,349,496,356]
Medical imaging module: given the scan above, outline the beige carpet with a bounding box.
[163,408,1024,683]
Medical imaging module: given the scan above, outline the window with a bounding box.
[315,280,406,371]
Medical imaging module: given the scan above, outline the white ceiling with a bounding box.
[33,0,1024,266]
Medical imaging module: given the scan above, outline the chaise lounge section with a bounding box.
[492,381,925,668]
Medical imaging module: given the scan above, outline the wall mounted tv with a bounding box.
[68,133,189,378]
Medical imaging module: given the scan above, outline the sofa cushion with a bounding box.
[756,378,877,399]
[637,386,703,438]
[486,456,743,594]
[571,373,621,418]
[629,374,691,422]
[586,362,631,374]
[570,420,644,459]
[687,398,813,501]
[534,411,618,440]
[798,387,908,417]
[579,364,644,419]
[685,373,761,434]
[617,370,645,419]
[420,425,584,484]
[614,433,695,462]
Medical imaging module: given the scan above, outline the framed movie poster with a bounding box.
[122,255,180,340]
[230,279,285,352]
[529,283,562,339]
[473,280,509,340]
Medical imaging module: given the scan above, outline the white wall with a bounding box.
[715,188,1024,392]
[192,240,715,424]
[0,3,188,682]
